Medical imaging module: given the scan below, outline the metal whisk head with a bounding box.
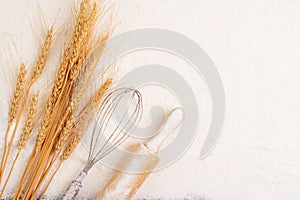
[85,88,143,169]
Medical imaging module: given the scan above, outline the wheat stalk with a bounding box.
[30,114,75,198]
[0,26,53,194]
[0,92,39,198]
[0,63,27,183]
[36,132,81,199]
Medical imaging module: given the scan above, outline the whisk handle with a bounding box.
[62,171,87,200]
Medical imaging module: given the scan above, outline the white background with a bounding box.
[1,0,300,199]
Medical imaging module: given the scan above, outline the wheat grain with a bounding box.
[55,102,74,139]
[30,28,53,84]
[75,77,113,137]
[61,133,81,161]
[18,92,39,151]
[8,63,27,125]
[35,104,51,151]
[55,117,75,154]
[93,77,113,104]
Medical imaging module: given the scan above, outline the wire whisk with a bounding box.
[62,88,143,200]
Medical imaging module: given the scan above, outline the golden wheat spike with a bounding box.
[93,77,113,104]
[61,133,81,161]
[8,63,27,125]
[75,77,113,137]
[18,92,39,151]
[30,28,53,84]
[55,117,75,154]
